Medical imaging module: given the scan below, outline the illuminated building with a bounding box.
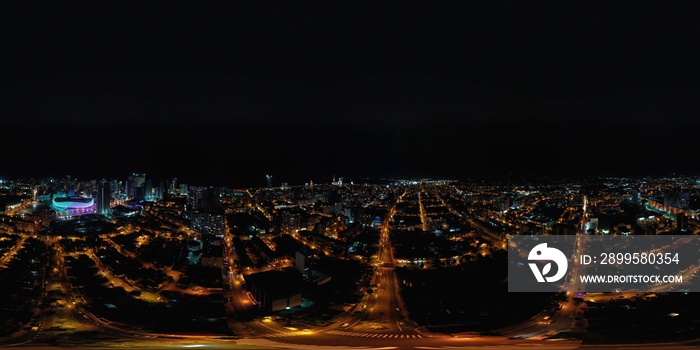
[145,180,154,200]
[191,210,225,237]
[188,186,204,210]
[179,184,189,196]
[266,174,273,189]
[585,217,598,235]
[167,177,178,195]
[96,180,111,215]
[52,196,95,219]
[188,186,219,210]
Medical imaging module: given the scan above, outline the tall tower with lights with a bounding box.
[266,174,273,189]
[96,179,111,215]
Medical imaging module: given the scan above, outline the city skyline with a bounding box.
[1,173,700,348]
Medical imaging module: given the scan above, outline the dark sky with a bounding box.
[3,2,700,187]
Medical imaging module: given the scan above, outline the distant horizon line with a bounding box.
[2,172,700,189]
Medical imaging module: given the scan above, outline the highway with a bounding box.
[418,189,429,232]
[325,190,422,339]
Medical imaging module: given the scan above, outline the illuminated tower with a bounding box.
[167,178,178,195]
[96,179,111,215]
[266,174,273,189]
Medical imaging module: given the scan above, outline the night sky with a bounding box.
[3,2,700,187]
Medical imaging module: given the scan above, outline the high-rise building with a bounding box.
[109,179,121,198]
[188,186,220,210]
[191,210,225,236]
[179,184,189,196]
[266,174,273,189]
[126,173,146,199]
[96,180,111,215]
[145,180,154,201]
[158,181,167,200]
[188,186,204,210]
[167,178,178,195]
